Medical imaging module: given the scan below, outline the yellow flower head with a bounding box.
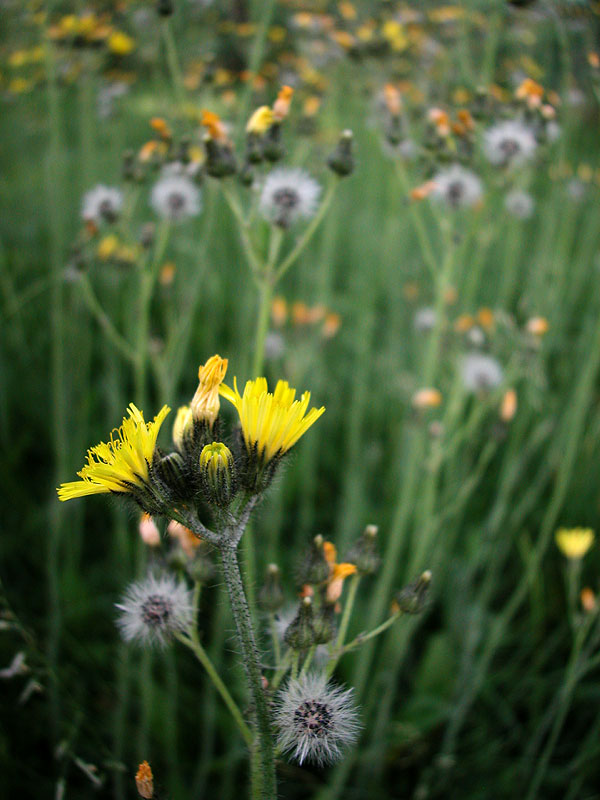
[108,31,135,56]
[219,377,325,463]
[555,528,595,560]
[191,355,228,428]
[246,105,274,135]
[58,404,170,501]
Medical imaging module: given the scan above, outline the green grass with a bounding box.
[2,1,600,797]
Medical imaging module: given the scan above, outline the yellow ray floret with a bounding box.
[555,528,595,560]
[219,377,324,463]
[57,404,170,501]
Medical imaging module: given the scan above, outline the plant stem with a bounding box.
[219,542,276,800]
[252,278,273,378]
[77,274,137,363]
[161,18,187,111]
[326,574,360,678]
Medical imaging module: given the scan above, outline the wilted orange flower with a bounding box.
[500,389,517,422]
[191,355,228,427]
[454,313,474,332]
[150,117,172,140]
[588,52,600,68]
[139,514,161,547]
[412,388,443,409]
[138,140,167,162]
[526,317,549,336]
[322,312,341,339]
[428,108,451,137]
[160,262,176,286]
[167,520,201,557]
[323,542,357,603]
[273,85,294,122]
[477,308,494,330]
[383,83,402,115]
[292,301,311,325]
[201,110,228,142]
[581,588,597,613]
[410,180,437,201]
[516,78,544,108]
[271,296,288,327]
[135,762,154,799]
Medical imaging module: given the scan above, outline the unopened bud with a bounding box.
[345,524,380,575]
[327,129,355,176]
[200,442,235,506]
[312,602,336,644]
[204,134,237,178]
[296,534,331,585]
[153,451,188,498]
[394,570,432,615]
[262,123,285,162]
[173,405,194,452]
[284,597,316,650]
[156,0,173,16]
[258,563,285,612]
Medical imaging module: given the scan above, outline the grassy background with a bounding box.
[2,1,600,797]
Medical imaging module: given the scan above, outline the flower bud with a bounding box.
[296,535,331,586]
[258,563,285,612]
[152,451,189,498]
[191,355,228,429]
[200,442,235,507]
[173,405,194,452]
[156,0,173,16]
[203,134,237,178]
[327,129,355,176]
[394,570,432,615]
[284,597,316,650]
[262,123,285,162]
[312,602,336,645]
[345,524,380,576]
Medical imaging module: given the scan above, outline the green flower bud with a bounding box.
[199,442,235,507]
[258,564,285,612]
[284,597,316,651]
[152,451,189,499]
[204,135,237,178]
[394,571,432,615]
[327,129,355,177]
[345,524,381,576]
[296,535,331,586]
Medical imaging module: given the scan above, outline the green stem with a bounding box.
[252,279,273,378]
[77,274,137,363]
[326,574,360,678]
[177,632,253,747]
[274,180,338,282]
[219,542,276,800]
[161,18,187,111]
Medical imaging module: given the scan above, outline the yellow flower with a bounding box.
[108,31,135,56]
[172,405,193,451]
[219,377,325,463]
[97,234,119,261]
[190,355,228,428]
[57,404,170,501]
[246,105,274,135]
[555,528,595,560]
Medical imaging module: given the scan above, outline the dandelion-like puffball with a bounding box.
[431,165,483,209]
[116,573,193,648]
[484,120,537,168]
[275,673,360,767]
[151,174,202,221]
[259,168,321,228]
[504,189,535,220]
[81,185,124,224]
[461,352,504,392]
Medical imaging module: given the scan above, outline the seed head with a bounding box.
[116,573,193,648]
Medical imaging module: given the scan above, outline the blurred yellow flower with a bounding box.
[108,31,135,56]
[57,404,170,501]
[246,105,274,135]
[220,377,325,463]
[412,388,443,409]
[555,528,595,560]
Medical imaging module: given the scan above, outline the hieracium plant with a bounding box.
[58,354,430,799]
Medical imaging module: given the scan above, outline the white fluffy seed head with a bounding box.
[81,185,124,223]
[461,352,504,392]
[116,573,194,648]
[431,165,483,209]
[275,673,360,767]
[504,189,535,219]
[259,168,321,228]
[484,120,537,168]
[150,173,202,221]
